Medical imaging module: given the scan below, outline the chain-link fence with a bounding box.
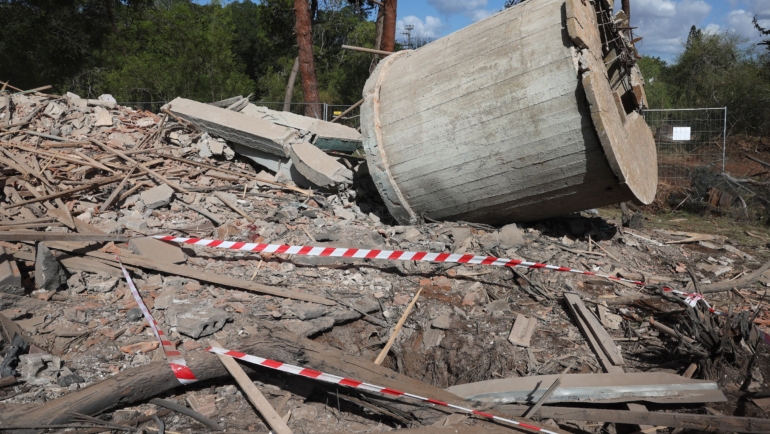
[642,108,727,185]
[117,101,168,113]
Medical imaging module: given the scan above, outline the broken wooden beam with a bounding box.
[2,321,545,431]
[0,233,129,242]
[211,339,292,434]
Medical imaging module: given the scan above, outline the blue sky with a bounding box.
[397,0,770,62]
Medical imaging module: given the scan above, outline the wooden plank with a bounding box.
[90,139,191,195]
[508,313,536,347]
[575,302,625,365]
[564,293,623,374]
[46,242,336,305]
[210,340,293,434]
[6,174,124,208]
[13,250,123,278]
[0,233,129,242]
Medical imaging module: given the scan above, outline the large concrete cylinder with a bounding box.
[361,0,657,225]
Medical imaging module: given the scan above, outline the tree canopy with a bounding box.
[637,26,770,135]
[0,0,377,105]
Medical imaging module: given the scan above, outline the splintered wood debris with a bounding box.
[0,89,769,433]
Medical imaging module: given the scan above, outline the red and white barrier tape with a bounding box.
[155,235,770,344]
[153,235,647,285]
[117,256,198,385]
[206,346,557,434]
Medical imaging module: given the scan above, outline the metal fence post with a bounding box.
[723,107,727,173]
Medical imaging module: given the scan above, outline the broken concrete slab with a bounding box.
[230,143,311,188]
[165,98,301,158]
[240,104,362,152]
[128,238,186,264]
[166,303,232,339]
[35,243,67,291]
[0,248,22,295]
[140,184,174,209]
[289,141,353,188]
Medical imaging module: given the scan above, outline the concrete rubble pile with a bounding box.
[0,0,770,433]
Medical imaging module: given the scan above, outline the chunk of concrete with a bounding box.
[166,304,232,339]
[240,104,362,152]
[0,248,22,295]
[498,224,525,249]
[35,243,67,291]
[289,141,353,188]
[93,106,113,127]
[19,353,62,386]
[140,184,174,209]
[290,302,327,320]
[230,143,311,188]
[128,238,186,264]
[165,98,300,157]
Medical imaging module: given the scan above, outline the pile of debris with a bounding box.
[0,84,769,433]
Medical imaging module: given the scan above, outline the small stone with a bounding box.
[432,314,452,330]
[198,141,212,158]
[293,405,318,421]
[126,307,143,322]
[35,243,67,292]
[401,227,422,243]
[333,206,356,221]
[166,304,232,339]
[393,294,411,305]
[140,184,174,209]
[119,341,159,354]
[450,227,472,246]
[276,206,298,222]
[422,329,445,350]
[291,302,327,320]
[498,224,525,248]
[57,373,84,387]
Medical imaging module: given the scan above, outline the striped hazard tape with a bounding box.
[117,256,198,385]
[206,346,558,434]
[155,235,770,346]
[152,235,646,286]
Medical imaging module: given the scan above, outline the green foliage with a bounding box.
[82,1,254,102]
[0,0,114,90]
[637,56,672,109]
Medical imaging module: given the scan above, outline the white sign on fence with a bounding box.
[672,127,691,141]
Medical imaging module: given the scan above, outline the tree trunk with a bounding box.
[370,4,386,74]
[104,0,117,34]
[381,0,397,53]
[294,0,322,119]
[283,57,300,112]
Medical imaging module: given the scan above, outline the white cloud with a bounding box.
[703,23,722,34]
[467,9,494,21]
[426,0,493,22]
[629,0,712,60]
[397,15,444,40]
[726,9,760,38]
[427,0,487,15]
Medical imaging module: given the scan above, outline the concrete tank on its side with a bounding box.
[361,0,657,225]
